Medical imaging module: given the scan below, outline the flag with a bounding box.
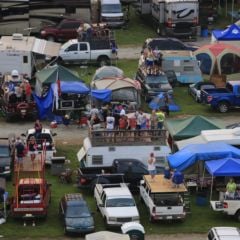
[56,70,61,96]
[54,69,60,110]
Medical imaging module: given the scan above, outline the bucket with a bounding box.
[201,29,208,37]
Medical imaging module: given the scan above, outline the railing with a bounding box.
[89,129,167,146]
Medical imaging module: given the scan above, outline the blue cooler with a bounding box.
[201,29,208,37]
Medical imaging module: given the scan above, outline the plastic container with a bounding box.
[201,29,208,37]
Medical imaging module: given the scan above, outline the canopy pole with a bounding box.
[201,163,206,190]
[210,175,214,200]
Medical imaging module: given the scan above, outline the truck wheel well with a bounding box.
[235,210,240,221]
[97,56,110,67]
[217,101,230,113]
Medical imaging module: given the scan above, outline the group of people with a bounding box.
[88,103,166,131]
[225,178,240,200]
[3,70,32,103]
[15,119,43,168]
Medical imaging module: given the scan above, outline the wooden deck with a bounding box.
[144,175,187,193]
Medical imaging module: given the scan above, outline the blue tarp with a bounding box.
[212,24,240,41]
[148,93,180,112]
[51,81,90,94]
[205,158,240,176]
[168,142,240,171]
[91,89,112,102]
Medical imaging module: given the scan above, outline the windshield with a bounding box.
[102,4,122,13]
[0,146,9,157]
[106,198,136,207]
[146,75,168,84]
[66,205,90,218]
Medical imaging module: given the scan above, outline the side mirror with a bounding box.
[52,133,57,137]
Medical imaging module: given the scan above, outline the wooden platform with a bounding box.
[144,175,187,193]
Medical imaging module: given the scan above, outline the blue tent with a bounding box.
[51,81,90,94]
[212,24,240,41]
[205,158,240,176]
[168,142,240,171]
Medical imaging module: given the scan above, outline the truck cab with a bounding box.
[140,174,188,221]
[94,183,140,227]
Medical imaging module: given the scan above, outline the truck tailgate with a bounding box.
[210,201,224,211]
[155,206,184,219]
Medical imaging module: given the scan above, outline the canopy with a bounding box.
[165,115,224,141]
[35,65,84,96]
[92,66,124,81]
[212,24,240,41]
[194,42,240,75]
[51,81,90,94]
[168,142,240,171]
[205,158,240,176]
[85,231,130,240]
[91,89,112,102]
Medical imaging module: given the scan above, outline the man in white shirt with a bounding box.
[106,114,115,130]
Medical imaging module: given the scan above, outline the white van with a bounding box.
[100,0,125,28]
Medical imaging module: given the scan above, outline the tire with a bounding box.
[64,226,68,235]
[236,210,240,222]
[149,213,154,223]
[98,56,110,67]
[217,101,229,113]
[47,35,55,42]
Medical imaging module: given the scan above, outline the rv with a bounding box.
[135,0,199,38]
[0,34,61,77]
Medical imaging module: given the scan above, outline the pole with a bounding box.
[210,175,214,200]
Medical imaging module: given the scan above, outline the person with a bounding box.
[156,109,165,129]
[150,110,158,129]
[90,105,99,119]
[172,169,184,188]
[119,115,128,130]
[15,137,25,169]
[34,119,42,139]
[24,80,32,102]
[106,113,115,130]
[63,114,70,127]
[135,109,143,130]
[164,93,170,117]
[140,115,148,129]
[78,23,92,41]
[225,178,237,199]
[148,152,156,181]
[164,166,172,180]
[28,136,37,163]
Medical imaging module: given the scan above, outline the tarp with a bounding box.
[205,158,240,176]
[92,66,124,81]
[148,92,180,112]
[212,24,240,41]
[168,142,240,171]
[194,42,240,75]
[165,115,224,141]
[51,81,90,94]
[91,89,112,102]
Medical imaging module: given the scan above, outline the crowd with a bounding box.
[87,103,166,131]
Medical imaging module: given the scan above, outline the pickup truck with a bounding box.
[94,183,140,227]
[77,158,152,191]
[201,81,240,113]
[139,175,188,222]
[58,39,118,66]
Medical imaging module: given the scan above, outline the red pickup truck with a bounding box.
[40,18,82,42]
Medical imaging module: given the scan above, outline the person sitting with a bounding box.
[172,169,184,188]
[225,178,237,199]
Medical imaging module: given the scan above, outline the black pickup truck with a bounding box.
[77,158,154,191]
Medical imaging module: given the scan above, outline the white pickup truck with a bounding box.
[139,175,188,222]
[211,199,240,221]
[58,39,118,66]
[94,183,140,227]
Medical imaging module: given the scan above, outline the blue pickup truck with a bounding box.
[201,81,240,113]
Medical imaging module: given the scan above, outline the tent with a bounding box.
[92,66,124,81]
[194,42,240,75]
[51,81,89,94]
[91,77,141,107]
[212,24,240,42]
[168,142,240,171]
[86,231,129,240]
[165,115,224,141]
[35,65,84,96]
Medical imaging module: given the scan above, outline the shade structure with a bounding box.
[85,231,130,240]
[92,66,124,81]
[194,42,240,75]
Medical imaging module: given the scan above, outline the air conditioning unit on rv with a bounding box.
[12,33,24,40]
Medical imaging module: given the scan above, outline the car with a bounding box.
[59,193,95,235]
[40,18,83,42]
[142,37,199,52]
[207,227,240,240]
[188,82,216,102]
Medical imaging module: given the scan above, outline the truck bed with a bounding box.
[202,88,230,94]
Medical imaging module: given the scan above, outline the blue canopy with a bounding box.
[91,89,112,102]
[51,81,90,94]
[212,24,240,41]
[148,93,180,112]
[168,142,240,171]
[205,158,240,176]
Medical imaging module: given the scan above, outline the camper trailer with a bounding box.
[135,0,199,38]
[0,34,61,77]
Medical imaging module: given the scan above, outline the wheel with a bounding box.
[47,35,55,42]
[217,101,229,113]
[64,226,68,235]
[195,95,200,103]
[149,213,154,223]
[236,210,240,221]
[98,56,110,67]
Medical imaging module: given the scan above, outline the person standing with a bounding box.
[150,110,158,129]
[156,109,165,129]
[225,178,237,199]
[34,119,42,140]
[15,137,25,169]
[106,113,115,130]
[148,152,156,181]
[28,136,37,164]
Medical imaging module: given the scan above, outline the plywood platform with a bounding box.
[144,175,187,193]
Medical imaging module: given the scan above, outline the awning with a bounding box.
[32,38,61,57]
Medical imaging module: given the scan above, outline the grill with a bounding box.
[117,217,132,222]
